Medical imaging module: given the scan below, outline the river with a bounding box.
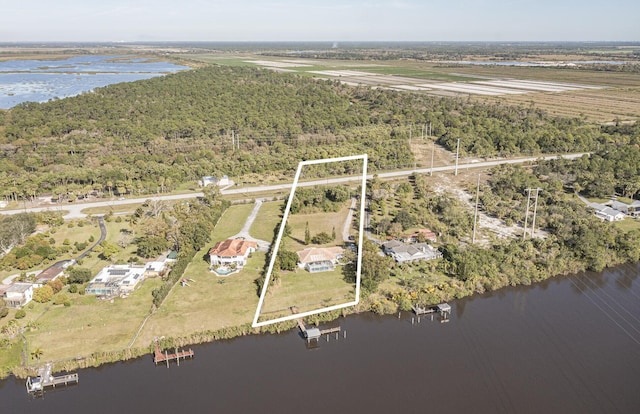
[3,262,640,413]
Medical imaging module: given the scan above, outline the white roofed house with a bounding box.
[296,247,345,273]
[591,203,625,222]
[4,283,34,308]
[85,264,146,298]
[630,200,640,218]
[382,241,442,264]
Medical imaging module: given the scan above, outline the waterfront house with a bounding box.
[209,239,257,269]
[85,264,146,297]
[296,246,344,273]
[4,283,34,308]
[382,241,442,263]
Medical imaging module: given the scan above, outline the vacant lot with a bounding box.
[24,277,162,362]
[259,267,354,320]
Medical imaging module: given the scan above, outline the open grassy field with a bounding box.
[259,267,354,318]
[249,200,283,242]
[134,248,264,346]
[286,203,351,251]
[23,277,162,362]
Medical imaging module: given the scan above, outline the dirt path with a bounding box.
[229,199,271,251]
[342,198,357,242]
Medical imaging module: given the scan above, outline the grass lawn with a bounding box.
[134,251,264,347]
[249,201,283,242]
[613,218,640,233]
[286,203,351,251]
[82,203,144,216]
[24,278,162,362]
[211,203,254,242]
[259,267,355,320]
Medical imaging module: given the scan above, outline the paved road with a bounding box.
[0,153,588,220]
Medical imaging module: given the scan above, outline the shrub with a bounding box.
[88,235,95,243]
[53,293,69,306]
[15,309,26,319]
[68,284,78,294]
[311,232,333,245]
[0,308,8,318]
[33,285,54,303]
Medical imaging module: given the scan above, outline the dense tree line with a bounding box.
[0,213,37,253]
[151,188,229,308]
[0,64,620,203]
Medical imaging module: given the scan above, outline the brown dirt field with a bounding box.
[478,87,640,122]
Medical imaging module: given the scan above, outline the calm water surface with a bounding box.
[3,263,640,413]
[0,55,189,108]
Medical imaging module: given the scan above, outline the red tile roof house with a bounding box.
[209,239,258,274]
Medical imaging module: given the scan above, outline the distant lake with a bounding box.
[0,55,189,109]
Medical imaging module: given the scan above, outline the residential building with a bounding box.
[85,264,146,297]
[592,203,625,222]
[199,175,230,187]
[35,260,74,286]
[144,261,167,277]
[4,283,34,308]
[209,239,257,268]
[382,241,442,263]
[296,246,345,273]
[401,228,437,243]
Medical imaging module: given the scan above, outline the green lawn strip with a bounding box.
[211,203,254,241]
[249,201,283,241]
[613,218,640,233]
[134,252,264,346]
[82,202,144,216]
[260,267,354,316]
[24,278,162,362]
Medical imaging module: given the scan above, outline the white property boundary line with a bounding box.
[252,154,368,328]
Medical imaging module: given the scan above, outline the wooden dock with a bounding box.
[290,306,343,342]
[26,364,78,394]
[154,341,194,367]
[411,305,436,315]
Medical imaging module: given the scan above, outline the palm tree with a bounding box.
[31,348,43,361]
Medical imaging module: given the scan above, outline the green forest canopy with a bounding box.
[0,65,636,202]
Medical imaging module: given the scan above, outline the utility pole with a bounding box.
[454,138,460,176]
[523,188,541,239]
[523,188,532,240]
[430,139,435,177]
[472,174,480,244]
[531,188,541,237]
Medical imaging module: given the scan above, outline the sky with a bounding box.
[1,0,638,42]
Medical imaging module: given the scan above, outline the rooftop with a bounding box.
[296,246,344,264]
[209,239,257,258]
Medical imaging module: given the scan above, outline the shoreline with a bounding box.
[2,256,604,380]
